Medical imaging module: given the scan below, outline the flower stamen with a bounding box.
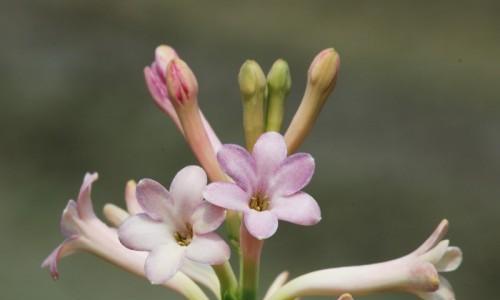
[249,194,269,212]
[174,224,193,246]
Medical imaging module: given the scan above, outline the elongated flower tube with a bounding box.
[268,220,462,300]
[284,48,340,153]
[41,173,209,300]
[144,45,222,152]
[204,132,321,240]
[165,58,226,182]
[118,166,230,283]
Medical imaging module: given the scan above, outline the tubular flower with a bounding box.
[268,220,462,300]
[41,173,208,300]
[204,132,321,240]
[118,165,230,284]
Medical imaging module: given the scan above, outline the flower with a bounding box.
[41,173,211,300]
[204,132,321,240]
[118,165,230,284]
[267,220,462,300]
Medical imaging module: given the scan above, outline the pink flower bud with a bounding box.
[166,58,199,105]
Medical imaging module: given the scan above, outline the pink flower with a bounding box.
[118,165,230,284]
[204,132,321,240]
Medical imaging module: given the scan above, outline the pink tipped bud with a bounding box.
[308,48,340,96]
[154,45,178,78]
[166,58,199,105]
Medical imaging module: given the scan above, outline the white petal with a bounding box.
[203,182,250,212]
[170,166,207,215]
[191,202,226,234]
[435,246,462,272]
[271,192,321,226]
[118,214,173,251]
[145,243,186,284]
[186,232,230,265]
[243,210,279,240]
[416,276,455,300]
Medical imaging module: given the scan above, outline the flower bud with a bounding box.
[284,48,340,153]
[239,60,267,96]
[154,45,178,77]
[308,48,339,96]
[166,58,199,105]
[266,59,291,132]
[238,60,266,149]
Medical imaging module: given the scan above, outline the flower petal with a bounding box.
[125,180,144,215]
[416,276,455,300]
[170,166,207,215]
[118,214,173,251]
[269,153,315,197]
[203,182,250,212]
[191,202,226,234]
[244,210,279,240]
[435,246,462,272]
[252,132,287,190]
[145,243,186,284]
[60,200,80,238]
[76,172,98,220]
[186,232,230,265]
[271,192,321,226]
[41,238,79,280]
[217,144,257,192]
[136,178,174,221]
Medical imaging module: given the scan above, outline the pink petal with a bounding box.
[118,214,173,251]
[60,200,80,238]
[269,153,315,197]
[271,192,321,226]
[136,178,174,221]
[217,144,257,192]
[414,220,449,256]
[41,238,79,280]
[145,243,186,284]
[191,202,226,234]
[170,166,207,215]
[76,172,98,220]
[186,232,230,265]
[203,182,250,212]
[243,210,279,240]
[416,276,455,300]
[252,132,287,190]
[435,246,462,272]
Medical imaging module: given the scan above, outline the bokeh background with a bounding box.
[1,1,499,299]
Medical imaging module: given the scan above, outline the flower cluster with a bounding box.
[43,45,462,300]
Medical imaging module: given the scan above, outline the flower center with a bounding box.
[174,224,193,246]
[249,194,269,212]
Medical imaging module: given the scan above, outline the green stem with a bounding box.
[239,225,264,300]
[213,261,238,300]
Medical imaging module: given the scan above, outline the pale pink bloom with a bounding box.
[118,165,230,284]
[267,220,462,300]
[144,45,221,152]
[204,132,321,240]
[41,173,210,300]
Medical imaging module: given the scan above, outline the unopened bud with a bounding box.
[166,58,199,105]
[266,59,291,132]
[154,45,178,76]
[284,48,340,153]
[308,48,339,97]
[238,60,266,149]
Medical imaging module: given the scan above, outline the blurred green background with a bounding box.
[1,1,499,299]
